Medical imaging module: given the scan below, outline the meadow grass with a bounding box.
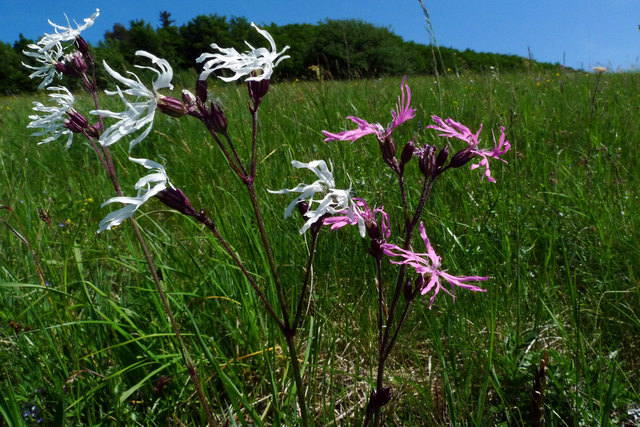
[1,69,639,425]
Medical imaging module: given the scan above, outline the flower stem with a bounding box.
[194,212,286,332]
[245,181,309,425]
[245,182,291,326]
[85,76,215,424]
[128,217,217,426]
[293,228,320,331]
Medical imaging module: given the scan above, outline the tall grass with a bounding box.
[1,69,639,425]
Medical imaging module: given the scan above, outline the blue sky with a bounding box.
[2,0,639,71]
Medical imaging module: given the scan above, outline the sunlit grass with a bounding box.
[1,69,639,425]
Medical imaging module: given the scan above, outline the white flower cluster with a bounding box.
[27,86,76,148]
[23,9,99,88]
[197,22,290,82]
[269,160,355,234]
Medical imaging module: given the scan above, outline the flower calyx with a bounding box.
[156,94,188,118]
[449,146,477,169]
[248,76,270,111]
[155,187,199,217]
[379,134,400,173]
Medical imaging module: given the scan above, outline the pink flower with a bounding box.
[322,77,416,143]
[381,222,488,308]
[428,116,510,183]
[323,198,391,239]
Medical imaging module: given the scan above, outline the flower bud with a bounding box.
[366,219,381,240]
[64,110,89,133]
[297,200,309,217]
[70,52,87,75]
[380,134,397,160]
[74,36,90,57]
[248,78,270,109]
[57,52,87,77]
[182,90,196,108]
[368,238,384,260]
[400,140,415,165]
[449,146,476,168]
[54,62,68,74]
[435,145,449,169]
[196,79,208,104]
[208,101,228,133]
[418,145,437,177]
[403,277,415,302]
[155,188,198,217]
[157,95,187,118]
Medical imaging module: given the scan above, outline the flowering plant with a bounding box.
[24,10,510,426]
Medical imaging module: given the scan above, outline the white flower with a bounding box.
[27,86,75,148]
[197,22,290,82]
[91,51,174,151]
[22,44,64,89]
[98,157,173,233]
[269,159,354,234]
[22,9,99,88]
[38,9,100,52]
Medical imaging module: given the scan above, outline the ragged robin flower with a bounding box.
[427,116,510,183]
[323,198,391,239]
[381,222,488,308]
[91,51,183,151]
[22,9,99,88]
[27,86,86,148]
[269,159,355,234]
[197,22,290,82]
[97,157,174,232]
[322,77,416,143]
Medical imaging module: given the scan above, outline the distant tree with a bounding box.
[159,11,175,29]
[8,13,565,93]
[267,23,317,79]
[104,23,130,44]
[312,19,409,79]
[179,14,233,65]
[0,39,37,94]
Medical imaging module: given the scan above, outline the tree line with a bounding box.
[3,13,561,94]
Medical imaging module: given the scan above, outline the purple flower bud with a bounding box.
[449,146,477,168]
[208,101,227,133]
[419,145,437,177]
[70,52,87,75]
[196,79,208,104]
[157,95,187,118]
[182,90,196,108]
[155,188,198,217]
[75,36,90,57]
[64,110,89,133]
[248,78,270,109]
[57,52,87,77]
[297,200,309,217]
[435,145,449,169]
[54,62,68,74]
[380,134,397,161]
[403,277,415,302]
[400,140,415,165]
[366,219,381,240]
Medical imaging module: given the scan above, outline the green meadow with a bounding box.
[1,70,639,425]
